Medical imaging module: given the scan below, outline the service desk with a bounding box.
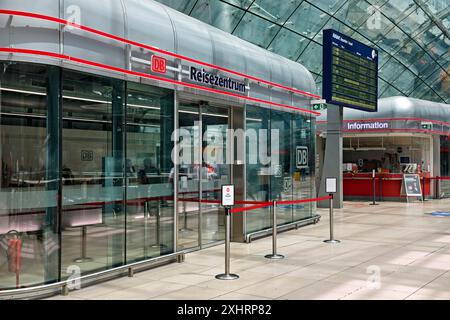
[343,172,431,201]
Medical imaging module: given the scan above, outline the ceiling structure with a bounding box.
[155,0,450,104]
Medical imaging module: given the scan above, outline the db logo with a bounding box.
[151,55,167,74]
[296,146,308,169]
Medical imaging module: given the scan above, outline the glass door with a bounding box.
[177,104,201,250]
[201,105,229,246]
[176,103,230,250]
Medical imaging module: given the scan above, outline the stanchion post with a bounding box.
[324,194,340,244]
[216,185,238,280]
[370,169,378,205]
[265,200,284,259]
[215,207,239,280]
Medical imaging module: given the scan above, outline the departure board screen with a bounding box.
[323,29,378,112]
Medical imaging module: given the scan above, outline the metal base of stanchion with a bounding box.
[73,257,94,263]
[264,254,285,259]
[323,239,341,244]
[215,273,239,280]
[369,203,379,205]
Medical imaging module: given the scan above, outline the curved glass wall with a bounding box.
[157,0,450,104]
[0,62,174,289]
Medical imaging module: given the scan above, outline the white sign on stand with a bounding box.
[326,177,337,194]
[221,185,235,207]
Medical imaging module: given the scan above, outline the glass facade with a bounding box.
[0,62,316,289]
[0,62,175,289]
[157,0,450,104]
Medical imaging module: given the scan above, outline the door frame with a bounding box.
[175,97,233,250]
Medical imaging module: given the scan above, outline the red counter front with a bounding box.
[343,172,431,200]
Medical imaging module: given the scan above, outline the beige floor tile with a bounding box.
[278,280,363,300]
[212,292,270,300]
[152,285,227,300]
[236,275,316,298]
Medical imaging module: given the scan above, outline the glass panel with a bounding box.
[61,71,125,276]
[246,106,271,233]
[297,41,323,74]
[287,2,331,39]
[249,0,303,25]
[222,0,254,10]
[190,0,245,33]
[233,12,281,48]
[334,0,372,29]
[0,62,59,289]
[293,113,313,221]
[201,105,229,245]
[177,104,200,250]
[310,0,344,15]
[270,110,293,226]
[268,29,310,60]
[125,82,174,263]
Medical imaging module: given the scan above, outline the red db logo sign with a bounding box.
[151,55,167,74]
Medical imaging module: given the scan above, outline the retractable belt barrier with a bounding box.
[216,195,334,265]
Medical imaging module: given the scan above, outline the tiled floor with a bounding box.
[49,199,450,300]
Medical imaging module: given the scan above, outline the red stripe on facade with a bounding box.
[0,47,320,115]
[0,9,322,100]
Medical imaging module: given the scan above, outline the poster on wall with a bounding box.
[402,174,422,197]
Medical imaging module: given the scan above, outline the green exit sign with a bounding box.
[421,122,432,130]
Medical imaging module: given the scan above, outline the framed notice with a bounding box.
[402,174,422,197]
[221,185,235,207]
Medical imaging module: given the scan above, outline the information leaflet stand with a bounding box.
[401,174,423,203]
[215,185,239,280]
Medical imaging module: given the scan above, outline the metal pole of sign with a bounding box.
[215,207,239,280]
[74,226,93,263]
[324,194,340,244]
[265,200,284,259]
[370,169,378,205]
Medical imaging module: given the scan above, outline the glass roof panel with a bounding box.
[248,0,303,25]
[268,28,310,60]
[308,0,345,15]
[190,0,245,33]
[233,12,281,48]
[287,1,331,39]
[221,0,254,10]
[297,41,322,74]
[334,0,372,29]
[154,0,450,104]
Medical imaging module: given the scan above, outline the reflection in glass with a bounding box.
[125,82,174,263]
[0,62,59,289]
[61,71,126,276]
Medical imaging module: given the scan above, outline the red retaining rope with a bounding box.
[231,195,333,214]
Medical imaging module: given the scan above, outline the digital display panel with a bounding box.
[323,29,378,112]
